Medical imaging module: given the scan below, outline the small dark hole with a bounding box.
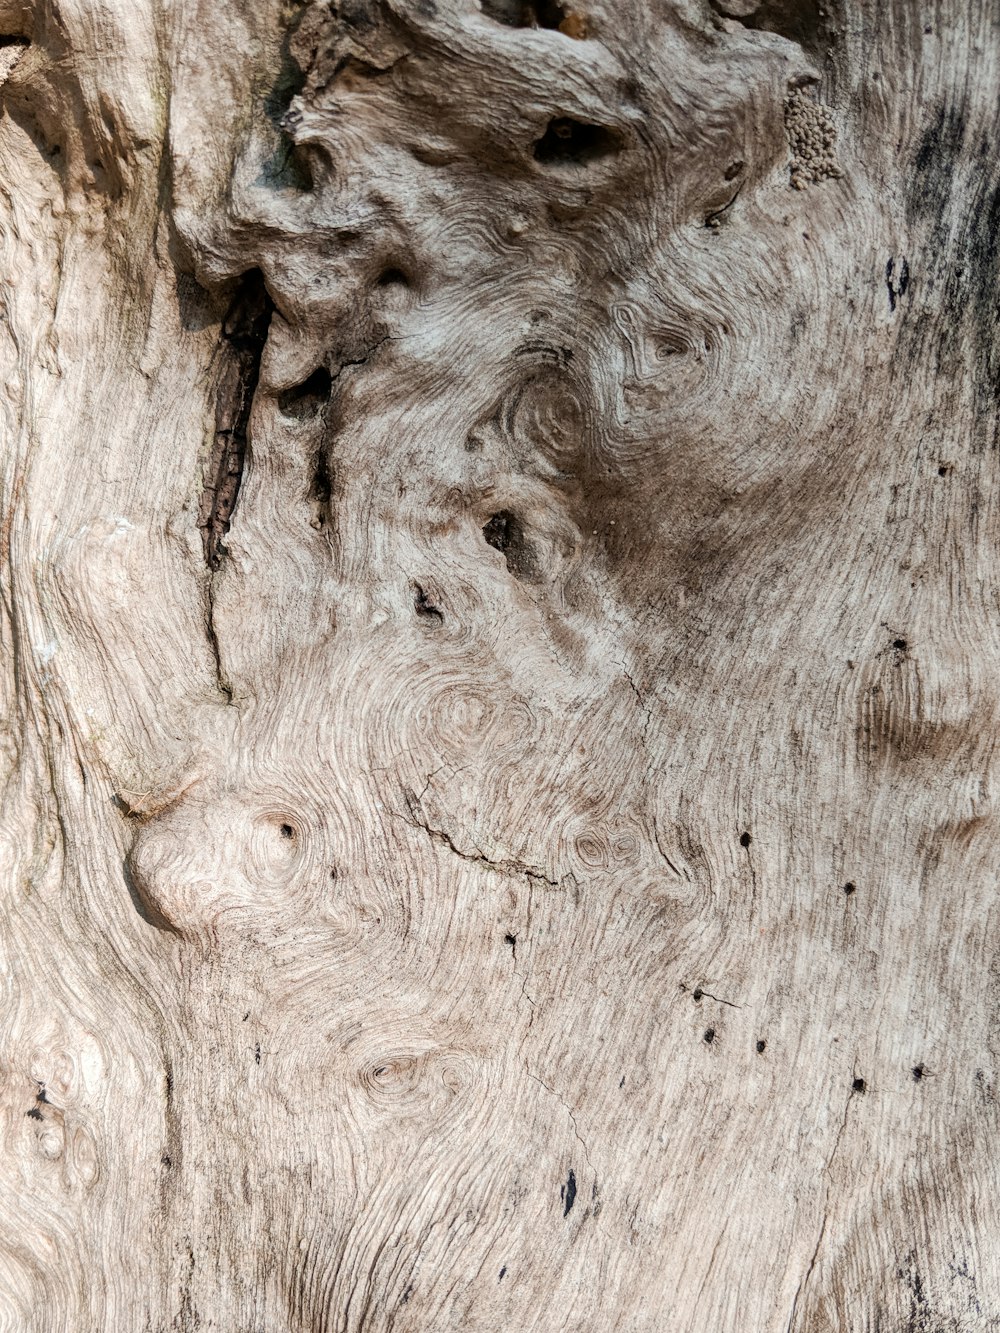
[480,0,568,29]
[893,638,907,651]
[756,1039,767,1053]
[724,160,745,181]
[413,583,444,623]
[912,1064,924,1081]
[534,118,621,166]
[844,881,856,895]
[692,988,703,1002]
[704,1028,716,1044]
[504,933,516,946]
[279,824,295,839]
[161,1153,172,1167]
[376,267,409,288]
[532,0,567,27]
[482,510,536,580]
[739,831,752,848]
[938,464,950,476]
[278,366,332,420]
[852,1076,866,1093]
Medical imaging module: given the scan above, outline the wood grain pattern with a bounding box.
[1,0,999,1328]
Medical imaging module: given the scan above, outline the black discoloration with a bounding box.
[534,118,620,166]
[908,102,967,227]
[756,1039,767,1053]
[200,271,274,570]
[255,1043,261,1065]
[852,1076,866,1093]
[897,1251,933,1333]
[903,99,1000,432]
[739,831,752,848]
[561,1168,577,1216]
[498,1265,507,1281]
[704,1027,716,1044]
[35,1083,48,1104]
[25,1106,43,1121]
[886,256,910,312]
[482,511,537,580]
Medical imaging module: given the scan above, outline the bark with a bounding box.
[0,0,998,1328]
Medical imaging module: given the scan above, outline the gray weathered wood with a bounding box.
[1,0,998,1327]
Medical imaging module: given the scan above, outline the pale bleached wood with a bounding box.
[1,1,999,1329]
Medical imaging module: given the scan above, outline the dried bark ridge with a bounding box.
[2,0,1000,1330]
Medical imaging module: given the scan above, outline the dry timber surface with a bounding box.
[0,0,999,1329]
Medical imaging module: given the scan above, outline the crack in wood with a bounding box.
[400,786,558,886]
[199,270,273,572]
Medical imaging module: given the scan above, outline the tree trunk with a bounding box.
[1,0,998,1328]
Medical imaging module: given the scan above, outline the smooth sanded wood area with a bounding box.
[0,0,998,1328]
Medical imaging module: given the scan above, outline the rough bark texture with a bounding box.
[1,0,999,1329]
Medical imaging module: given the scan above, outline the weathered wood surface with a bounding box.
[1,0,999,1328]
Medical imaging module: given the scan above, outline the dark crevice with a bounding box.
[739,0,841,61]
[534,118,621,166]
[481,0,579,30]
[278,366,332,419]
[309,445,333,516]
[561,1168,577,1217]
[413,583,443,623]
[261,8,314,191]
[482,510,537,581]
[200,270,273,571]
[0,35,28,72]
[205,579,233,703]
